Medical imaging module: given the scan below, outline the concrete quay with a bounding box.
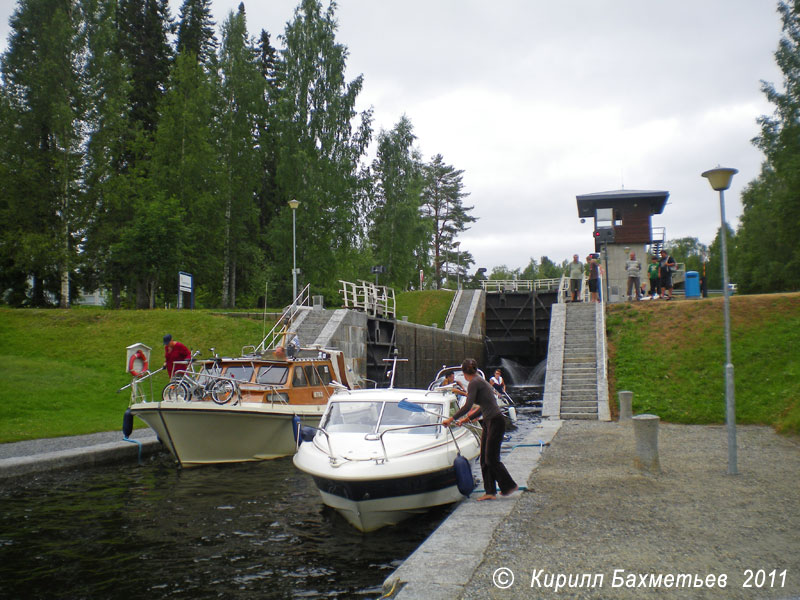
[383,418,563,599]
[0,429,162,481]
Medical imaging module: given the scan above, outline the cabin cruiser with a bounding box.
[293,385,481,532]
[125,345,356,467]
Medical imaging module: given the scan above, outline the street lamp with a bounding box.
[701,166,738,475]
[288,199,300,304]
[454,242,461,289]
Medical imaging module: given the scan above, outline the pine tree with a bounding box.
[176,0,217,64]
[421,154,476,288]
[0,0,87,307]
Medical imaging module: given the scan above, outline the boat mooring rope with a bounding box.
[122,436,144,465]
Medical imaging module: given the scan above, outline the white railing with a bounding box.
[598,272,607,380]
[339,279,396,318]
[481,278,561,293]
[254,284,311,353]
[443,289,461,330]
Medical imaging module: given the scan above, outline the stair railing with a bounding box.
[254,283,311,353]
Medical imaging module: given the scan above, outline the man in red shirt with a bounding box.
[163,334,192,378]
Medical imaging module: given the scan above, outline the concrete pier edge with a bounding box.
[382,418,563,599]
[0,430,162,481]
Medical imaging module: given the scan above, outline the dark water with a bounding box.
[0,456,452,600]
[0,391,542,600]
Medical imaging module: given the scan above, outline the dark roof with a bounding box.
[575,189,669,218]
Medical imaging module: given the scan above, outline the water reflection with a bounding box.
[0,456,451,599]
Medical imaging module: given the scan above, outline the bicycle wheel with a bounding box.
[162,381,190,402]
[211,379,237,405]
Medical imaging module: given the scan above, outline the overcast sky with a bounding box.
[0,0,785,272]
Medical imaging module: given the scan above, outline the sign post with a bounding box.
[178,272,194,309]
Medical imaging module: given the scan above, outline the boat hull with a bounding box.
[311,466,468,532]
[130,402,325,466]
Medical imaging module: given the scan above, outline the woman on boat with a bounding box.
[443,358,518,501]
[489,369,506,395]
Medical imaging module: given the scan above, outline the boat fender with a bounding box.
[128,350,148,377]
[508,406,517,423]
[122,408,134,438]
[291,415,302,444]
[454,454,475,496]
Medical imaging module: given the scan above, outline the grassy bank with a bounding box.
[0,308,272,442]
[395,290,455,328]
[606,293,800,435]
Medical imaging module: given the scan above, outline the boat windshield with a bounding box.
[322,401,442,434]
[256,365,288,385]
[224,365,254,382]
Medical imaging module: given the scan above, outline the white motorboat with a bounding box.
[124,346,357,467]
[293,386,481,532]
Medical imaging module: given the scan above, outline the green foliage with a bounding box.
[369,116,428,289]
[0,307,273,442]
[607,294,800,434]
[735,0,800,293]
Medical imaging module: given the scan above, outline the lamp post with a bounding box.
[701,166,738,475]
[454,242,461,289]
[288,199,300,304]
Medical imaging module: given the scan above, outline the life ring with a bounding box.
[128,350,148,377]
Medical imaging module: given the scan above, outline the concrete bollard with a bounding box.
[618,391,633,421]
[632,414,660,473]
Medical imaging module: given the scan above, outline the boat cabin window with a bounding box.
[257,365,288,385]
[292,366,308,387]
[322,401,379,433]
[224,365,254,382]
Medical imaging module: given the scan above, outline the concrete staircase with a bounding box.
[560,303,599,419]
[444,289,484,336]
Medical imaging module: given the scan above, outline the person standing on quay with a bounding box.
[648,256,661,299]
[625,251,642,301]
[443,358,518,501]
[566,254,584,302]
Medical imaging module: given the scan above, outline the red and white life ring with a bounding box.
[128,350,148,377]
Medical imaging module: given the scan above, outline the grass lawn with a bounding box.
[395,290,455,328]
[0,307,273,442]
[606,293,800,435]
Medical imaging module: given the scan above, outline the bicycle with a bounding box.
[162,349,238,405]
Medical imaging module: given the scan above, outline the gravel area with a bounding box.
[460,420,800,599]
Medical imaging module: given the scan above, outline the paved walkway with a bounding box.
[0,429,161,480]
[413,420,799,600]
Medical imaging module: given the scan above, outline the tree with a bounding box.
[269,0,373,301]
[215,5,264,308]
[665,237,708,274]
[176,0,217,64]
[0,0,87,307]
[737,0,800,292]
[707,224,736,290]
[421,154,476,288]
[369,117,428,289]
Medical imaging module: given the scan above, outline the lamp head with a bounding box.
[288,199,300,210]
[701,167,738,191]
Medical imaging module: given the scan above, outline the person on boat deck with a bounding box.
[163,334,191,379]
[489,369,506,396]
[442,371,466,396]
[443,358,518,501]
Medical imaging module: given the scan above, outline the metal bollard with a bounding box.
[618,390,633,421]
[632,414,660,473]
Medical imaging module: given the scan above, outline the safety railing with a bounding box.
[481,278,561,293]
[339,279,396,318]
[254,284,311,353]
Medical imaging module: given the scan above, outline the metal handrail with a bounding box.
[444,288,461,328]
[481,278,561,293]
[255,284,311,353]
[598,272,608,380]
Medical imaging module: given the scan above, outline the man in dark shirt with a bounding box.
[163,334,192,378]
[444,358,518,501]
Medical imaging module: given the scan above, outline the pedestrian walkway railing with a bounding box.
[254,284,311,353]
[599,272,608,380]
[481,278,561,293]
[339,279,396,319]
[444,289,462,330]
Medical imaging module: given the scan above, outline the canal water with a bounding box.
[0,390,541,600]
